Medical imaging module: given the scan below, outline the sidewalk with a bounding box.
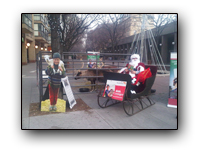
[22,63,177,129]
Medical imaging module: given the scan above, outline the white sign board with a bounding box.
[61,76,76,109]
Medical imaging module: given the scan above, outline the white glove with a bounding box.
[53,69,62,75]
[136,82,140,86]
[130,90,136,94]
[119,67,127,73]
[132,78,136,84]
[53,68,56,74]
[56,69,62,75]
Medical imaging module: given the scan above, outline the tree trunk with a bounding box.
[51,33,60,54]
[49,14,61,54]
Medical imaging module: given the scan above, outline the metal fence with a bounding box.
[36,51,52,105]
[36,51,133,103]
[62,52,132,93]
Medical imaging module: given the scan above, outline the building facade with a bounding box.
[22,14,51,65]
[123,14,155,37]
[104,21,177,65]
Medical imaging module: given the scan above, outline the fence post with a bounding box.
[36,53,38,86]
[96,53,98,91]
[38,51,43,109]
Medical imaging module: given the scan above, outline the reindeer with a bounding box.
[74,60,118,91]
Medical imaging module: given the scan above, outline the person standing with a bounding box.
[45,52,66,111]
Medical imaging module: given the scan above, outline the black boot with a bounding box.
[151,89,156,93]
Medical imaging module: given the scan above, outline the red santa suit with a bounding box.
[120,54,145,83]
[119,54,145,93]
[120,54,153,94]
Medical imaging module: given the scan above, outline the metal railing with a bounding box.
[62,52,131,94]
[36,51,52,105]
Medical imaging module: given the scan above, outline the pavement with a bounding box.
[22,62,177,129]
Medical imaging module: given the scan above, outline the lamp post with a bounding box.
[26,43,30,63]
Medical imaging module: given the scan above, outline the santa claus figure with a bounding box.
[119,54,145,93]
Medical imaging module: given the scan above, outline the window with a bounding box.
[48,35,51,41]
[34,24,38,30]
[41,24,43,32]
[34,31,39,36]
[22,14,32,28]
[40,14,44,22]
[34,14,40,21]
[27,14,32,20]
[34,23,48,40]
[34,23,40,37]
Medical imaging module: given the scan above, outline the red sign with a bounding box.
[112,85,126,101]
[103,80,127,101]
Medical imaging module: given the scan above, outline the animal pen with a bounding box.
[37,51,157,115]
[37,51,130,103]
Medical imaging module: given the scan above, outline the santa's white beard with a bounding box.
[129,60,140,68]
